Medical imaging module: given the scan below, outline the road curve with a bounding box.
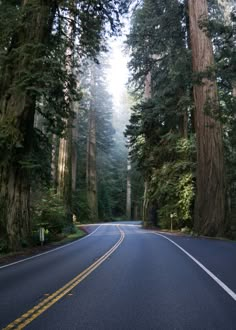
[1,223,236,329]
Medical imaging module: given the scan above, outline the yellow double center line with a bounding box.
[4,226,125,330]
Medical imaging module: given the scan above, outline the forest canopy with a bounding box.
[0,0,235,252]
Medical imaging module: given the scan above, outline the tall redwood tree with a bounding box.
[0,1,55,250]
[188,0,226,235]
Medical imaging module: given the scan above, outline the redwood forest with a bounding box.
[0,0,236,252]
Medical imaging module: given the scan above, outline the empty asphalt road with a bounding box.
[1,223,236,329]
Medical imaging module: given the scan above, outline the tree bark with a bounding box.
[57,138,68,194]
[179,111,188,138]
[142,72,152,227]
[72,102,79,192]
[57,2,76,223]
[143,181,149,228]
[188,0,226,236]
[233,82,236,98]
[133,202,139,220]
[0,0,53,250]
[86,107,98,222]
[86,64,98,222]
[57,120,73,223]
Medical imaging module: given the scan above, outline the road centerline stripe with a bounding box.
[154,232,236,302]
[3,226,125,330]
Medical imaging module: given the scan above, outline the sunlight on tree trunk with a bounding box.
[56,3,76,223]
[57,137,68,195]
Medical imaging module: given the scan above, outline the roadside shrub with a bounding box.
[73,189,92,223]
[0,238,8,253]
[149,134,196,229]
[32,188,67,235]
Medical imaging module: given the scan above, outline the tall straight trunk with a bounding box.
[72,102,79,192]
[86,64,98,222]
[185,0,195,133]
[143,72,151,228]
[179,112,188,138]
[65,116,73,222]
[0,1,54,250]
[188,0,225,236]
[133,202,139,220]
[57,118,73,224]
[218,0,236,235]
[57,103,74,223]
[57,4,76,223]
[143,181,149,227]
[86,107,98,222]
[126,156,131,220]
[57,137,68,194]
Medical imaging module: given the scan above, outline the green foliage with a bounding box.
[32,189,67,234]
[0,0,131,250]
[0,0,130,163]
[0,238,9,254]
[149,134,196,229]
[126,0,196,228]
[72,189,92,223]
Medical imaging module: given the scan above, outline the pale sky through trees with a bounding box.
[107,38,129,109]
[106,32,131,137]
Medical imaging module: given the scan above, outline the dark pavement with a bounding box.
[0,223,236,329]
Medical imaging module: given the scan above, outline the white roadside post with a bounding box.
[170,213,173,232]
[39,227,45,246]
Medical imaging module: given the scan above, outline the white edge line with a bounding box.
[155,232,236,302]
[0,225,102,270]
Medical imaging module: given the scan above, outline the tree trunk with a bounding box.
[86,107,98,222]
[133,202,139,220]
[126,156,131,219]
[233,83,236,98]
[143,181,149,228]
[0,1,53,250]
[185,0,196,134]
[86,64,98,222]
[179,112,188,138]
[57,120,73,223]
[57,137,68,194]
[0,165,31,250]
[57,3,77,223]
[64,117,73,222]
[142,72,152,227]
[188,0,225,236]
[72,103,79,192]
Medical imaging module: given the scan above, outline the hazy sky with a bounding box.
[106,37,129,108]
